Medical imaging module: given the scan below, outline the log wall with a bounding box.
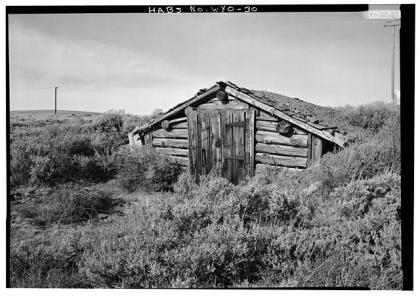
[254,114,308,169]
[145,116,189,168]
[138,102,332,172]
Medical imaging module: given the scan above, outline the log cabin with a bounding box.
[129,81,348,184]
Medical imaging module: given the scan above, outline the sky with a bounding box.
[8,9,400,115]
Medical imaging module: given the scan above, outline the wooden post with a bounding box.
[307,133,312,167]
[54,86,58,115]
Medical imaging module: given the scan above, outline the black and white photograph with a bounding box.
[4,2,415,291]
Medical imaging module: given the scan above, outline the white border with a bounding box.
[1,1,417,298]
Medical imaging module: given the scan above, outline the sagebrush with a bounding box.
[9,103,402,288]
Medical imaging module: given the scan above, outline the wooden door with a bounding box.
[186,108,255,184]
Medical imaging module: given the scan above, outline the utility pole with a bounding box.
[54,86,58,115]
[385,19,401,105]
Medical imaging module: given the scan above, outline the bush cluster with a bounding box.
[116,147,183,192]
[9,103,402,288]
[9,111,149,188]
[70,169,400,289]
[10,227,92,288]
[13,184,119,226]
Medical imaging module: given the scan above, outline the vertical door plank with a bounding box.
[196,113,202,176]
[200,111,210,174]
[248,109,256,176]
[187,110,197,176]
[307,132,313,167]
[244,111,250,176]
[224,110,233,181]
[210,111,222,174]
[219,111,224,175]
[232,110,246,183]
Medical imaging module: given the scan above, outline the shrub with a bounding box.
[10,146,33,188]
[30,151,79,186]
[92,110,124,133]
[10,228,91,288]
[339,102,399,133]
[75,155,117,182]
[116,147,182,192]
[15,185,119,226]
[61,135,95,156]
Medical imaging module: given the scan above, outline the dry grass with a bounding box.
[9,103,401,288]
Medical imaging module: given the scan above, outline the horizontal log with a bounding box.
[256,119,300,135]
[169,117,187,124]
[259,111,277,119]
[152,138,189,149]
[255,143,308,158]
[255,163,303,173]
[255,153,307,168]
[256,131,307,147]
[156,147,189,157]
[198,101,248,110]
[256,120,279,133]
[169,156,189,167]
[152,128,188,139]
[258,119,308,135]
[256,115,278,122]
[171,121,187,129]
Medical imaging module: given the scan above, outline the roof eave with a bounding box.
[131,83,221,135]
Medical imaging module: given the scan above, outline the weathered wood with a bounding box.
[318,126,338,131]
[160,117,188,130]
[201,111,211,174]
[259,110,276,119]
[312,135,323,162]
[256,131,308,147]
[152,138,189,149]
[256,115,278,122]
[186,108,253,183]
[185,106,194,115]
[248,110,255,176]
[223,110,233,181]
[187,110,201,177]
[170,156,189,167]
[152,128,188,139]
[256,119,306,136]
[307,133,313,167]
[209,111,222,174]
[136,84,220,133]
[255,153,307,168]
[233,110,246,183]
[128,132,135,149]
[255,143,308,158]
[156,147,189,157]
[143,131,153,146]
[161,120,170,131]
[256,120,279,133]
[277,120,293,134]
[255,163,303,173]
[225,85,345,147]
[198,101,248,110]
[293,127,307,135]
[171,121,188,129]
[216,90,229,103]
[169,117,187,124]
